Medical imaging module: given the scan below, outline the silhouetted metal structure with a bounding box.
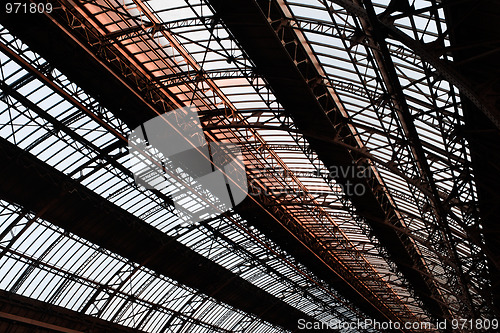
[0,0,498,332]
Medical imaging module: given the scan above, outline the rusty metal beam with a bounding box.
[205,0,447,323]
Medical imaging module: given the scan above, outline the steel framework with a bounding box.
[0,0,498,332]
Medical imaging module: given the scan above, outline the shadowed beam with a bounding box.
[0,136,314,331]
[445,0,500,316]
[0,290,144,333]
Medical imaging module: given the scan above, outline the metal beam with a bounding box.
[235,196,387,323]
[0,136,313,331]
[444,0,500,317]
[330,0,500,130]
[0,290,142,333]
[359,0,477,318]
[205,0,447,323]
